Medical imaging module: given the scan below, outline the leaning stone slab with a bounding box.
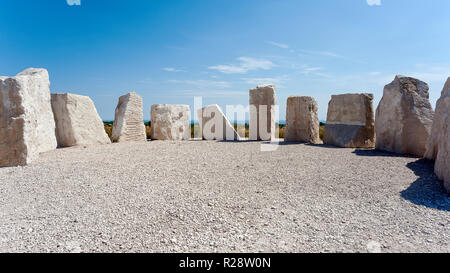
[249,84,277,141]
[197,104,241,141]
[375,75,434,157]
[51,93,111,147]
[323,93,375,148]
[285,96,321,144]
[112,92,146,142]
[0,68,57,166]
[424,78,449,193]
[151,104,190,140]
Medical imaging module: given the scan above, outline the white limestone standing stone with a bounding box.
[150,104,191,140]
[249,84,277,141]
[112,92,146,142]
[375,76,434,157]
[323,93,375,148]
[424,78,449,193]
[0,68,57,166]
[285,96,321,144]
[51,93,111,147]
[197,104,241,141]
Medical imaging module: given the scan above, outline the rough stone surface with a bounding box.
[197,104,241,141]
[249,84,277,141]
[323,93,375,148]
[425,78,450,193]
[151,104,191,140]
[0,68,57,167]
[285,96,321,144]
[375,76,434,157]
[112,92,146,142]
[0,141,449,253]
[51,93,111,147]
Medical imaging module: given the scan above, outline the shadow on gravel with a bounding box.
[277,141,313,146]
[303,143,349,149]
[352,149,418,158]
[401,159,450,211]
[275,142,344,148]
[217,140,261,143]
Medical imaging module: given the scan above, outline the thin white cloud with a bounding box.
[265,41,289,49]
[302,67,323,73]
[168,79,231,89]
[299,49,367,64]
[319,51,344,58]
[297,65,326,76]
[300,50,344,59]
[66,0,81,6]
[366,0,381,6]
[292,65,332,78]
[163,67,185,72]
[242,78,280,85]
[409,72,450,82]
[208,65,247,74]
[242,76,288,85]
[376,64,450,83]
[173,90,248,98]
[209,57,274,74]
[137,77,152,84]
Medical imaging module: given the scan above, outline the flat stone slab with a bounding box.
[285,96,321,144]
[249,84,277,141]
[197,104,241,141]
[51,93,111,147]
[323,93,375,148]
[0,68,57,166]
[425,78,449,193]
[151,104,191,140]
[375,75,434,157]
[112,92,146,142]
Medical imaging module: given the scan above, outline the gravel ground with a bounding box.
[0,141,449,253]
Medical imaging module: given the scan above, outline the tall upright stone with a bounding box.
[249,84,277,141]
[51,93,111,147]
[323,93,375,148]
[424,78,449,193]
[112,92,146,142]
[197,104,241,141]
[285,96,321,144]
[375,76,434,157]
[151,104,191,140]
[0,68,57,166]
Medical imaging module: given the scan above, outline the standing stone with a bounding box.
[197,104,241,141]
[249,84,277,141]
[285,96,321,144]
[424,78,449,193]
[112,92,146,142]
[375,76,434,157]
[51,93,111,147]
[0,68,57,166]
[150,104,190,140]
[323,93,375,148]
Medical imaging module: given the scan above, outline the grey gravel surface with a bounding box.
[0,141,449,253]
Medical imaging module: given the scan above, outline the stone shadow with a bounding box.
[276,142,345,149]
[352,149,417,158]
[401,159,450,211]
[215,139,260,143]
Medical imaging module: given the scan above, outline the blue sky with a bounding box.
[1,0,449,121]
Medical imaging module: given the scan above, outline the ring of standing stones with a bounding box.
[0,68,448,193]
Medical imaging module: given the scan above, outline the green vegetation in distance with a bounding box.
[104,121,326,141]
